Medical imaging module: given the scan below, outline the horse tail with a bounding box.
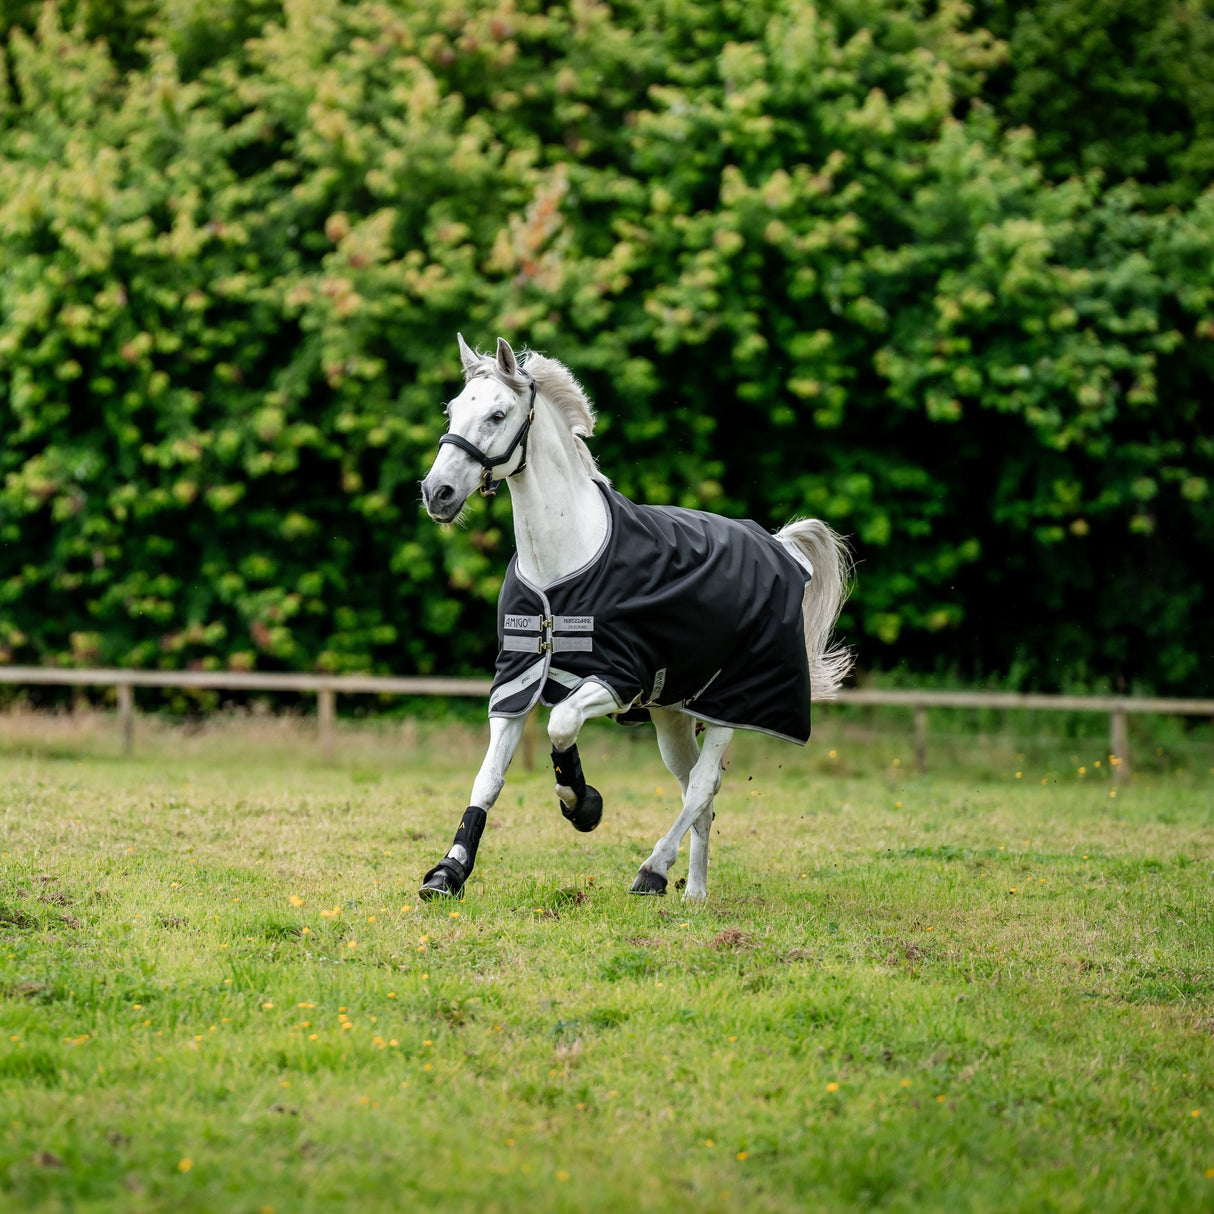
[775,518,854,701]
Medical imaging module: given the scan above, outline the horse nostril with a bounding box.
[424,481,457,514]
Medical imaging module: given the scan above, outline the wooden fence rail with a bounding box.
[2,666,1213,783]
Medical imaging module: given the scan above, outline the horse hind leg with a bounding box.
[632,722,731,899]
[685,803,715,903]
[652,707,699,795]
[682,736,724,901]
[647,708,713,900]
[628,708,698,895]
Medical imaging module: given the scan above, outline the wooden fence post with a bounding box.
[1110,708,1130,785]
[117,683,134,755]
[913,704,928,774]
[318,688,335,760]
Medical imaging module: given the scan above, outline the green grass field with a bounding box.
[1,711,1212,1212]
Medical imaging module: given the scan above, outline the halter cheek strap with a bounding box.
[437,377,537,498]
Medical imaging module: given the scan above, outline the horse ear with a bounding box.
[456,333,479,377]
[496,337,518,379]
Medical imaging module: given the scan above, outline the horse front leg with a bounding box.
[631,724,732,898]
[418,713,527,900]
[548,682,625,832]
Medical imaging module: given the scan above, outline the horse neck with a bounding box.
[507,396,608,588]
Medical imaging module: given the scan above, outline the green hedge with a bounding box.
[2,0,1212,694]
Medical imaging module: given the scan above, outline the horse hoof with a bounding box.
[418,858,466,901]
[629,868,667,896]
[560,785,603,833]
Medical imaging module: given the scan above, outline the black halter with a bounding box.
[437,377,537,498]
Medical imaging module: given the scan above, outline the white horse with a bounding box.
[418,336,852,902]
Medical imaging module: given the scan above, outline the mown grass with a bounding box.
[1,712,1212,1213]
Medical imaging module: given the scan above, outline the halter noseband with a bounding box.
[437,377,537,498]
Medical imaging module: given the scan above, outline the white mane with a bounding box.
[463,348,608,484]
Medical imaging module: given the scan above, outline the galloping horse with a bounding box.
[418,336,852,901]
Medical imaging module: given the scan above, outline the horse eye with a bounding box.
[490,410,507,423]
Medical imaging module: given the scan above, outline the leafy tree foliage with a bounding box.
[973,0,1214,208]
[1,0,1211,694]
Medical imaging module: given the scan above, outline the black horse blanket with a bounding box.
[489,484,814,743]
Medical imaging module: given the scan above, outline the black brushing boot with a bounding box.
[419,806,487,899]
[551,743,603,832]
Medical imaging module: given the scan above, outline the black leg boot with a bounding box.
[551,744,603,832]
[419,806,487,899]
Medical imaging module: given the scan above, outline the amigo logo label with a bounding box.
[503,614,540,632]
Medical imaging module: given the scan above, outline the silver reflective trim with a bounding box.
[552,636,593,653]
[673,704,807,746]
[546,666,584,690]
[489,658,547,711]
[504,614,541,632]
[553,615,594,632]
[502,635,540,654]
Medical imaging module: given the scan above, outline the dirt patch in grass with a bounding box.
[884,939,931,966]
[711,928,753,950]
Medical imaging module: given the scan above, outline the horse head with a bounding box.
[420,335,535,521]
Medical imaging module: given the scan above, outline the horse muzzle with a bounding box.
[420,474,467,523]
